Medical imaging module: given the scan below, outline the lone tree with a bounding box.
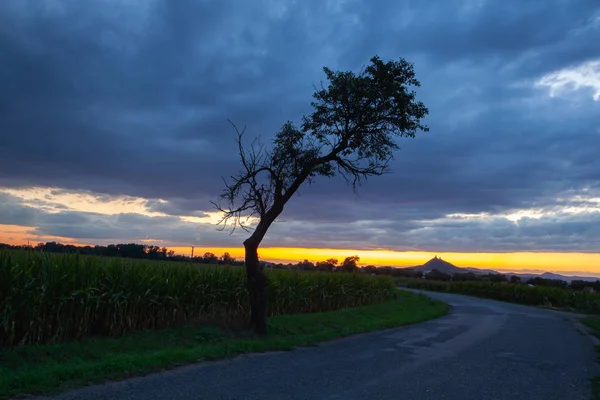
[341,255,360,272]
[213,55,429,334]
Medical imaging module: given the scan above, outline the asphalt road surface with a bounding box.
[33,291,600,400]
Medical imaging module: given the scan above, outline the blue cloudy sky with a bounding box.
[0,0,599,255]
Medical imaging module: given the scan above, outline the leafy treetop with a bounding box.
[213,56,429,233]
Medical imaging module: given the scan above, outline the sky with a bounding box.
[1,0,600,274]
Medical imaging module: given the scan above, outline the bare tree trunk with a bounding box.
[242,206,282,335]
[244,239,267,335]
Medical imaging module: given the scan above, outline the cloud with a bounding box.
[2,188,599,253]
[0,192,243,247]
[144,198,210,218]
[537,59,600,100]
[0,0,599,254]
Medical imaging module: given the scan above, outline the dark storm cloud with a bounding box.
[403,213,600,253]
[0,192,242,246]
[2,189,600,252]
[340,0,600,74]
[0,0,599,252]
[263,211,600,253]
[145,198,209,218]
[0,0,357,200]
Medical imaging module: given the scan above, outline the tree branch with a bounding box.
[213,55,428,236]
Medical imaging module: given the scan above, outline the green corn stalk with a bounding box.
[0,249,396,348]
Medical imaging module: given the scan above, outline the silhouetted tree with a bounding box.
[526,277,568,288]
[146,245,162,259]
[362,265,378,274]
[212,55,429,334]
[220,252,236,265]
[341,255,360,272]
[105,244,119,257]
[117,243,147,259]
[425,269,452,282]
[36,241,77,253]
[203,252,219,264]
[298,259,315,270]
[316,260,336,272]
[509,275,521,284]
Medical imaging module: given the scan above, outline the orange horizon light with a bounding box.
[1,229,599,276]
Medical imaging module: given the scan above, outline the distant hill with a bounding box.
[464,267,501,275]
[407,256,470,274]
[508,272,598,283]
[402,257,599,283]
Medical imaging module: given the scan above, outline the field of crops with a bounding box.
[0,250,396,347]
[398,278,600,314]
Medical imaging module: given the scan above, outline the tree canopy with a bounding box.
[213,56,429,233]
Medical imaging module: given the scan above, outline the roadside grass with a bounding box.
[579,318,600,399]
[0,291,448,399]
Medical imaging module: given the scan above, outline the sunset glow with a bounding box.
[2,217,599,276]
[165,246,600,275]
[2,222,598,275]
[0,225,89,247]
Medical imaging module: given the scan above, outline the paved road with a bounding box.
[34,291,600,400]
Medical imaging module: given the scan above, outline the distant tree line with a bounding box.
[1,241,179,260]
[0,241,243,265]
[0,242,364,273]
[2,242,597,291]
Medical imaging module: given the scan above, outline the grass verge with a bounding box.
[580,317,600,399]
[0,291,447,399]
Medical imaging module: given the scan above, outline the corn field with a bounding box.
[398,278,600,314]
[0,250,396,347]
